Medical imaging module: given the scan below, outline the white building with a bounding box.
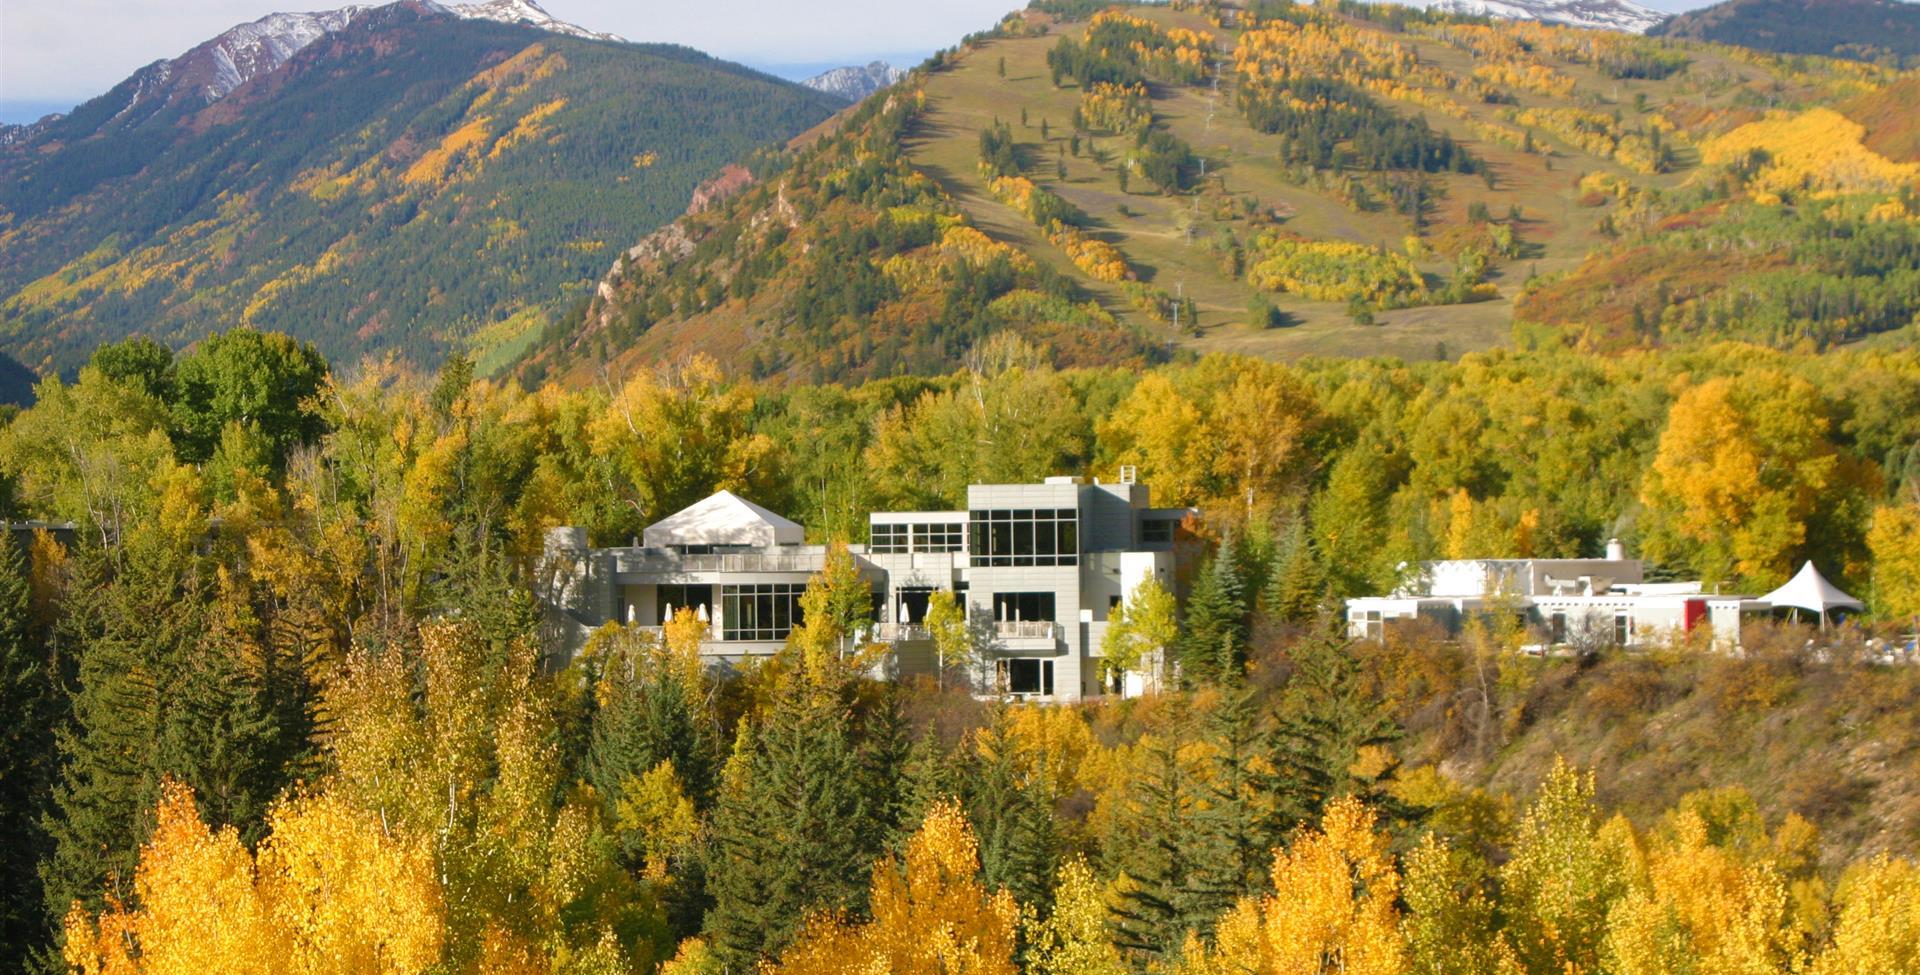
[1344,541,1864,651]
[539,473,1191,701]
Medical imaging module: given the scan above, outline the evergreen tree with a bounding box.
[0,533,58,956]
[1265,517,1333,625]
[891,724,959,854]
[40,544,204,918]
[967,709,1058,913]
[701,722,781,970]
[1181,685,1306,936]
[1278,632,1402,810]
[1105,718,1198,961]
[1178,536,1249,686]
[588,639,719,839]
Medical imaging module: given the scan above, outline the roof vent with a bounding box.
[1119,465,1137,484]
[1606,538,1626,561]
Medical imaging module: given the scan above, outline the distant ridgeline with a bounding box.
[520,0,1920,386]
[0,1,841,379]
[1651,0,1920,64]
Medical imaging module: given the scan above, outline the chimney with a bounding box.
[1606,538,1626,561]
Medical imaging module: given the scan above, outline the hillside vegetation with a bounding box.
[528,0,1920,383]
[0,5,840,378]
[5,326,1920,971]
[1652,0,1920,64]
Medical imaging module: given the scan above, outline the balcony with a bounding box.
[612,548,831,577]
[994,620,1061,641]
[873,622,931,642]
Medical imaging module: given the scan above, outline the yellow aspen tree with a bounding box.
[1180,796,1407,975]
[1866,504,1920,625]
[765,800,1018,975]
[1807,855,1920,975]
[1400,834,1519,975]
[64,781,275,975]
[1499,759,1632,975]
[1604,810,1797,975]
[1025,858,1127,975]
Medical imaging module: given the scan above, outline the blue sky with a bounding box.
[2,0,1721,123]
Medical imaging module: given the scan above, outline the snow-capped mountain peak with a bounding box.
[1377,0,1669,33]
[438,0,625,42]
[801,61,907,104]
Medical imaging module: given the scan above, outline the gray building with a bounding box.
[538,472,1190,701]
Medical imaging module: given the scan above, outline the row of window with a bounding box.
[969,508,1079,567]
[869,521,965,554]
[721,583,806,642]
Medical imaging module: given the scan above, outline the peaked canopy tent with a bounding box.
[1760,562,1865,628]
[641,490,806,549]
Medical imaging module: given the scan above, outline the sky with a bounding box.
[2,0,1724,124]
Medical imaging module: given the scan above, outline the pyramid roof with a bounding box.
[642,491,804,548]
[1760,561,1864,615]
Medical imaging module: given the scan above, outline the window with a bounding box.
[870,523,909,554]
[1352,609,1383,641]
[914,522,964,553]
[657,584,713,625]
[894,586,936,623]
[999,658,1056,696]
[994,592,1056,623]
[1614,613,1631,647]
[969,508,1078,566]
[1549,612,1568,644]
[1141,518,1174,544]
[721,583,806,641]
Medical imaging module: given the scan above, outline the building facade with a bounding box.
[539,474,1191,701]
[1343,540,1769,651]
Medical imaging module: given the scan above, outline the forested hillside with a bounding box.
[525,0,1920,384]
[0,2,841,379]
[4,330,1920,972]
[1651,0,1920,64]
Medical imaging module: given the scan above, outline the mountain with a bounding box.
[0,1,841,378]
[442,0,625,41]
[513,1,1920,385]
[1384,0,1668,33]
[1650,0,1920,60]
[802,61,908,103]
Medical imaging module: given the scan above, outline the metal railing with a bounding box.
[873,622,931,642]
[994,620,1061,640]
[614,550,828,574]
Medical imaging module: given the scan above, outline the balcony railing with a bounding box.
[994,620,1061,640]
[873,622,931,642]
[614,550,829,575]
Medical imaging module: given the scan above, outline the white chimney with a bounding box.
[1606,538,1626,561]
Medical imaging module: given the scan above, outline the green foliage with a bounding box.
[1178,540,1250,686]
[0,533,57,955]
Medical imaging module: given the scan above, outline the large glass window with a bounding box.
[721,583,806,641]
[999,658,1056,697]
[993,592,1056,623]
[915,522,964,552]
[657,584,714,624]
[969,508,1078,566]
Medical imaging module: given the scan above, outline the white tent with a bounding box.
[1761,562,1864,627]
[641,490,805,548]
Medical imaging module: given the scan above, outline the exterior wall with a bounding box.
[540,479,1192,701]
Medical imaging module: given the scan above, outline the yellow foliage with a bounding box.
[64,782,444,975]
[1178,797,1405,975]
[490,97,569,160]
[1701,108,1920,202]
[763,801,1018,975]
[1808,855,1920,975]
[402,116,494,186]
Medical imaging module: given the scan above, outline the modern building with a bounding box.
[1343,540,1861,652]
[538,472,1192,700]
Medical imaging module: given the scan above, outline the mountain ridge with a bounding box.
[0,4,841,377]
[802,61,909,103]
[1650,0,1920,61]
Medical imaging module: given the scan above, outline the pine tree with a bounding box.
[588,636,719,830]
[967,709,1058,913]
[1265,517,1332,626]
[891,725,959,854]
[703,721,781,970]
[1106,720,1198,961]
[1278,632,1401,810]
[1178,537,1249,687]
[0,533,58,956]
[1181,686,1306,937]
